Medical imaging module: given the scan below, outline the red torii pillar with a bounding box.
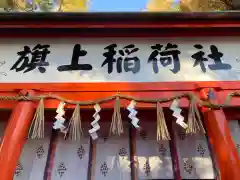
[200,88,240,180]
[0,90,36,180]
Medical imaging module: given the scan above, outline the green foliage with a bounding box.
[38,0,55,12]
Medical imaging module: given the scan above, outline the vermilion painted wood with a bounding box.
[200,88,240,180]
[0,90,36,180]
[0,85,240,109]
[0,82,237,92]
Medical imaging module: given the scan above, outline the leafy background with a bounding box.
[0,0,235,12]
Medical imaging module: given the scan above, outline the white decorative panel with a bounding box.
[94,122,131,180]
[14,123,52,180]
[136,120,173,179]
[1,37,240,83]
[51,122,90,180]
[173,123,215,179]
[228,120,240,156]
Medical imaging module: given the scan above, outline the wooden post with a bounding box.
[129,124,138,180]
[44,130,58,180]
[199,88,240,180]
[168,120,182,180]
[87,137,96,180]
[0,90,36,180]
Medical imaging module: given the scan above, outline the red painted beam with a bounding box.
[200,88,240,180]
[0,90,36,180]
[0,86,240,109]
[0,85,239,109]
[0,82,235,92]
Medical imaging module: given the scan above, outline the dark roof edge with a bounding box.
[0,12,240,37]
[0,12,240,22]
[1,12,240,30]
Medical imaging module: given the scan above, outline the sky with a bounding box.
[88,0,148,12]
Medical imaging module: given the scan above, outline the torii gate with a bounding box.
[0,12,238,180]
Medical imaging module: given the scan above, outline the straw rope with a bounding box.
[156,102,171,141]
[28,98,45,139]
[109,97,123,136]
[64,103,83,141]
[15,90,239,139]
[186,97,206,134]
[0,91,238,108]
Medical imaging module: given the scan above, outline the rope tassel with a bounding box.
[28,98,45,139]
[186,98,206,134]
[157,102,171,141]
[65,104,83,141]
[109,97,123,136]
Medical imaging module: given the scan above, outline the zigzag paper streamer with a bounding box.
[170,99,188,129]
[89,104,101,140]
[53,102,67,133]
[127,100,140,128]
